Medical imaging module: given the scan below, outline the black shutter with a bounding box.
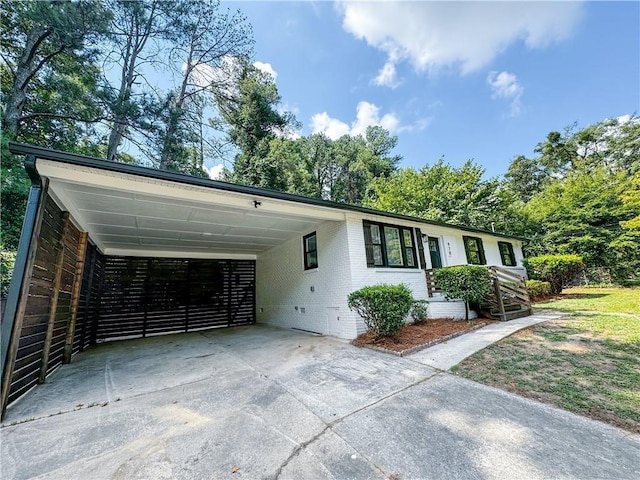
[363,223,374,267]
[478,238,487,264]
[416,228,426,269]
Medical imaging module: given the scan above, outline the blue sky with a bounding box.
[221,0,639,179]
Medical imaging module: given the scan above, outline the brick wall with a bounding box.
[256,212,526,340]
[255,220,357,339]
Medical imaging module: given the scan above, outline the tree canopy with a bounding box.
[1,0,638,286]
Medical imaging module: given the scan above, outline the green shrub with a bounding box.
[347,284,414,338]
[410,300,429,323]
[524,254,585,295]
[1,248,17,298]
[526,280,552,300]
[434,266,492,321]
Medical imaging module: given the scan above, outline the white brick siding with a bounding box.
[256,212,526,340]
[427,296,478,320]
[256,220,357,339]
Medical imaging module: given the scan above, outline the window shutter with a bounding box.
[415,228,426,269]
[363,224,374,267]
[478,238,487,264]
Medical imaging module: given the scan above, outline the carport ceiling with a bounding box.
[37,160,345,258]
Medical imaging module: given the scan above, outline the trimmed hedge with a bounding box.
[434,265,492,321]
[524,254,584,295]
[347,284,414,338]
[526,280,552,300]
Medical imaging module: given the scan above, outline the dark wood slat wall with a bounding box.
[47,221,82,372]
[7,196,83,404]
[73,243,104,355]
[95,257,256,341]
[6,216,255,407]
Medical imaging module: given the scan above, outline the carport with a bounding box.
[1,143,344,418]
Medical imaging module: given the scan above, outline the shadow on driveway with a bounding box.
[1,325,638,479]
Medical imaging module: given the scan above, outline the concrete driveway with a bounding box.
[1,325,638,480]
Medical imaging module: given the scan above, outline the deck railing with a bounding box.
[424,265,532,320]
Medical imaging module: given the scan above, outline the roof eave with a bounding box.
[8,142,528,242]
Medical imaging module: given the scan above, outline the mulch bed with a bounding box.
[352,318,496,356]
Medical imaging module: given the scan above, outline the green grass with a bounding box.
[455,287,640,433]
[536,286,640,315]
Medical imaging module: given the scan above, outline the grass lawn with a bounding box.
[453,287,640,433]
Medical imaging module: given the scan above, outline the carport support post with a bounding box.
[79,246,96,351]
[63,232,88,364]
[39,213,70,384]
[1,176,48,418]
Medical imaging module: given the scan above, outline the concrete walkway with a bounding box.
[409,312,563,370]
[2,323,638,480]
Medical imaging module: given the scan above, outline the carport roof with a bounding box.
[9,142,526,258]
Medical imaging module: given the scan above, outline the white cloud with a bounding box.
[373,60,400,88]
[190,55,240,92]
[487,71,524,116]
[310,112,351,139]
[253,61,278,81]
[337,1,583,80]
[311,101,427,140]
[206,164,224,180]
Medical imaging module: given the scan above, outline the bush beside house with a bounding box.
[434,266,492,321]
[524,254,585,295]
[347,284,414,338]
[526,280,552,300]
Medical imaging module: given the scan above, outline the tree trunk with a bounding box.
[3,26,52,137]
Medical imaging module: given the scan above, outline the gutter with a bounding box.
[7,142,527,242]
[1,155,43,400]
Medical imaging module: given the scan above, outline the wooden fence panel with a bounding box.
[94,257,255,341]
[45,220,81,374]
[6,196,84,404]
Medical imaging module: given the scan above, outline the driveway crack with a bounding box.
[270,424,331,480]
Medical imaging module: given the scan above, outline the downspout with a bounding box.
[0,155,42,402]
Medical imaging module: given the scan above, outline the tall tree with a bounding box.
[504,154,548,203]
[1,0,109,250]
[509,116,640,281]
[524,167,638,280]
[103,0,178,162]
[367,160,523,234]
[155,0,253,172]
[1,0,109,139]
[214,59,298,187]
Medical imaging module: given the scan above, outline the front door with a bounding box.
[428,237,443,268]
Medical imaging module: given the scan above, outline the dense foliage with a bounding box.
[347,284,414,338]
[434,266,492,321]
[525,280,552,300]
[366,160,525,235]
[524,254,585,295]
[1,0,638,298]
[0,248,17,297]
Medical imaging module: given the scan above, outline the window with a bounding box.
[303,232,318,270]
[463,236,486,265]
[498,241,517,266]
[363,221,417,268]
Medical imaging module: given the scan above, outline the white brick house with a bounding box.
[257,210,526,339]
[2,143,530,414]
[5,143,528,346]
